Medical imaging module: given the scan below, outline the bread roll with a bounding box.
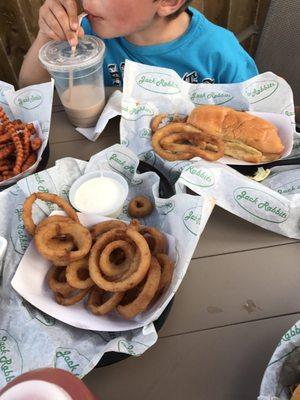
[187,105,284,163]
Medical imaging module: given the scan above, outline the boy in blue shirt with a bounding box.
[19,0,258,87]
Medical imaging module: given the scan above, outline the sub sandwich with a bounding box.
[187,105,285,163]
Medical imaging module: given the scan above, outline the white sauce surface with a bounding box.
[74,177,124,214]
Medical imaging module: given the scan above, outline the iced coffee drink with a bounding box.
[61,84,105,127]
[39,36,105,128]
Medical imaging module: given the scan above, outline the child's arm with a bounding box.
[214,32,258,83]
[19,0,83,88]
[19,33,52,87]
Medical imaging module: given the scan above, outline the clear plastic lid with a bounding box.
[39,35,105,72]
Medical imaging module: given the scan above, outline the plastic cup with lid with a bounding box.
[39,36,106,128]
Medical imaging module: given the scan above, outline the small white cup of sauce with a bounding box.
[69,170,128,218]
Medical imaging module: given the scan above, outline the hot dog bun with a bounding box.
[187,105,285,163]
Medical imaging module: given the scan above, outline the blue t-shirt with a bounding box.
[82,7,258,86]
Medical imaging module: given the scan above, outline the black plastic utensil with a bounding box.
[230,157,300,177]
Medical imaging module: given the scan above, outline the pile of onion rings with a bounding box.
[151,113,225,161]
[23,192,175,320]
[0,107,42,182]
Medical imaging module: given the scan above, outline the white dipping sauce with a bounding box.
[74,177,124,214]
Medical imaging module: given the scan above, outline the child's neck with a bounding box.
[125,11,191,46]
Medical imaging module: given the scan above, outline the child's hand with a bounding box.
[38,0,84,47]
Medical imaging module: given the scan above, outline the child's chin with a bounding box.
[91,22,122,39]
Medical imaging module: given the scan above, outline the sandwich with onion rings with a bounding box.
[151,105,285,163]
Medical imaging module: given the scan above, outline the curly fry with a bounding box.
[21,152,37,172]
[0,143,15,160]
[0,109,41,181]
[0,107,9,125]
[0,131,12,144]
[0,158,10,167]
[0,161,14,172]
[12,120,26,131]
[22,127,31,160]
[26,123,36,134]
[31,136,42,151]
[2,170,15,179]
[0,108,42,180]
[7,125,24,175]
[0,167,12,174]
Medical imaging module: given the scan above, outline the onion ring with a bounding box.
[140,226,168,255]
[152,122,198,160]
[150,113,168,133]
[47,266,75,296]
[160,131,224,161]
[89,228,151,292]
[117,256,161,320]
[36,215,76,252]
[151,122,224,161]
[90,220,127,241]
[160,131,206,149]
[36,215,75,231]
[150,113,187,133]
[99,239,136,280]
[155,253,174,298]
[55,287,90,306]
[87,288,124,315]
[46,237,75,253]
[66,257,94,289]
[23,192,79,236]
[109,245,129,264]
[128,219,141,231]
[128,195,154,218]
[35,221,92,265]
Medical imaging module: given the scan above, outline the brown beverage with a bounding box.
[39,36,106,128]
[60,84,105,128]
